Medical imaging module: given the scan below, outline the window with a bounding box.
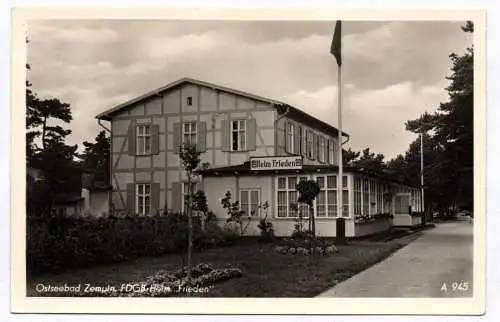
[187,96,193,106]
[183,122,197,146]
[354,176,362,215]
[182,182,198,213]
[306,131,314,159]
[231,120,247,151]
[328,139,335,164]
[240,189,260,216]
[276,175,349,218]
[362,178,369,215]
[297,126,303,155]
[316,177,327,217]
[136,124,152,155]
[383,183,391,213]
[411,188,421,212]
[319,137,325,163]
[286,122,294,154]
[277,176,310,218]
[369,179,376,215]
[377,182,384,213]
[136,183,151,215]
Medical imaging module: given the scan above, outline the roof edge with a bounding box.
[96,77,349,138]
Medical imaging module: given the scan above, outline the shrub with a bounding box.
[195,220,230,250]
[112,263,243,297]
[221,191,251,236]
[256,201,274,242]
[26,212,217,276]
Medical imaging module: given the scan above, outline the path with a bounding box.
[318,220,473,297]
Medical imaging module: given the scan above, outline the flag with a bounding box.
[330,20,342,67]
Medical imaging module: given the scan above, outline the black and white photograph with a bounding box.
[12,8,486,315]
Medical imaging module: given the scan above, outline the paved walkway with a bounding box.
[318,220,473,297]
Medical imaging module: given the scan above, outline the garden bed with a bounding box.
[27,232,423,297]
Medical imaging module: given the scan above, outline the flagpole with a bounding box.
[337,62,343,218]
[420,130,425,216]
[330,20,343,219]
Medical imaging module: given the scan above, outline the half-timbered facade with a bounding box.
[96,78,347,216]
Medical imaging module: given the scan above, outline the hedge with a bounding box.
[26,213,233,276]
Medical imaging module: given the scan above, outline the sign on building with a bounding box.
[250,156,303,171]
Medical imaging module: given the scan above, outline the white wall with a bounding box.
[82,188,110,216]
[203,174,356,237]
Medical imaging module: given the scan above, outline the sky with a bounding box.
[26,19,473,159]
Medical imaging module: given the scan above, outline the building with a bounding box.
[27,167,110,217]
[96,77,422,237]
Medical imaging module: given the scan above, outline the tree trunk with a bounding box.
[42,117,47,149]
[310,203,316,238]
[309,205,316,258]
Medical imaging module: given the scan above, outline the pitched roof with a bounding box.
[96,77,349,137]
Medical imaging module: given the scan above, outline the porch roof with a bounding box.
[196,162,419,188]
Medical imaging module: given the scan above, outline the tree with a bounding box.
[296,179,320,251]
[404,21,474,212]
[342,148,360,166]
[342,147,386,175]
[179,143,201,280]
[355,148,386,174]
[80,131,111,184]
[26,52,79,216]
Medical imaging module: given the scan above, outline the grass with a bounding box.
[27,232,423,297]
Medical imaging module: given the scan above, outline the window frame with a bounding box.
[136,183,151,215]
[297,126,303,155]
[319,136,325,163]
[306,131,314,159]
[286,122,295,154]
[136,124,152,155]
[182,122,198,146]
[231,119,247,152]
[239,188,261,217]
[275,174,350,219]
[328,139,335,165]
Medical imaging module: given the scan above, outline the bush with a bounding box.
[194,220,231,250]
[257,218,274,242]
[26,212,223,276]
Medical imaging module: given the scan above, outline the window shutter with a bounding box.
[311,133,316,160]
[152,183,160,214]
[127,124,136,156]
[152,124,160,155]
[284,121,290,153]
[323,138,328,164]
[127,183,135,214]
[197,121,207,153]
[173,123,181,154]
[316,135,320,160]
[326,139,330,164]
[247,118,256,151]
[221,119,230,152]
[171,182,182,213]
[294,125,300,155]
[332,139,337,164]
[305,130,310,158]
[302,129,307,156]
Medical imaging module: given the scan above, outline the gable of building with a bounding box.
[96,77,348,139]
